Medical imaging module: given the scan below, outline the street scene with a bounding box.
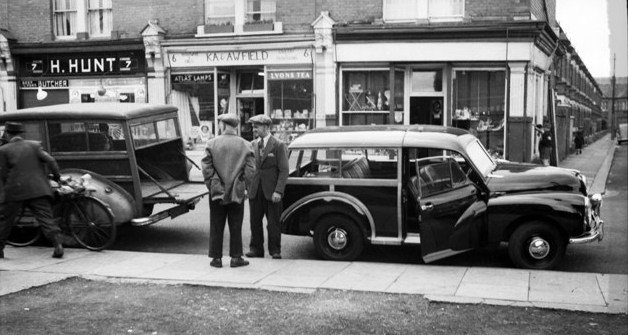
[1,0,628,333]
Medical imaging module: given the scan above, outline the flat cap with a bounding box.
[217,113,240,127]
[248,114,272,125]
[4,121,25,134]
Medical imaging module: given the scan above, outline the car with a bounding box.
[280,125,604,270]
[0,103,208,227]
[617,123,628,144]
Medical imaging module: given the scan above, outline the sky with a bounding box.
[556,0,628,78]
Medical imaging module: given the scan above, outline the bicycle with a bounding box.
[7,174,116,251]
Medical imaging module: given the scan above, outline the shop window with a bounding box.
[384,0,463,22]
[268,70,313,142]
[237,71,264,94]
[53,0,112,39]
[341,69,404,126]
[452,70,505,158]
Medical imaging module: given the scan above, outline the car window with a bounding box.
[290,148,398,179]
[414,154,470,197]
[48,122,124,152]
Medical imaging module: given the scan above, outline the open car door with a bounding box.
[412,156,486,263]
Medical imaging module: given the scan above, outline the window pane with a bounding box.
[412,70,442,92]
[156,119,178,140]
[88,0,113,36]
[48,122,87,152]
[429,0,463,18]
[53,0,77,37]
[385,0,417,21]
[131,123,157,148]
[206,0,236,25]
[246,0,276,22]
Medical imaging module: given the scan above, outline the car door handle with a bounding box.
[421,203,434,211]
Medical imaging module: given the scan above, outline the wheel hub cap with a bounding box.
[528,237,550,259]
[327,228,348,250]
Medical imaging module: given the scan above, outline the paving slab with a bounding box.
[456,267,530,301]
[35,250,141,275]
[321,262,409,292]
[257,259,350,288]
[597,273,628,314]
[190,257,288,285]
[92,252,189,278]
[529,271,606,306]
[386,265,466,295]
[0,246,88,271]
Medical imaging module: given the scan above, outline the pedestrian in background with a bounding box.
[536,121,553,166]
[0,122,64,259]
[574,129,585,155]
[201,113,255,268]
[246,115,289,259]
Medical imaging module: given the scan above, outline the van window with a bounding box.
[48,122,124,152]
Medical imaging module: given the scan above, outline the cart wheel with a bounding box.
[7,209,42,247]
[66,196,116,251]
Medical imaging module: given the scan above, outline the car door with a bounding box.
[413,156,486,263]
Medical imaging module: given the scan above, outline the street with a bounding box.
[109,144,628,274]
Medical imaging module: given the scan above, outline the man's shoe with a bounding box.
[245,251,264,258]
[210,258,222,268]
[230,257,250,268]
[271,253,282,259]
[52,241,64,258]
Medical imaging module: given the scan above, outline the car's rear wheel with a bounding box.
[508,221,566,270]
[313,214,364,261]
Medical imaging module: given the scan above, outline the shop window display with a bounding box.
[452,70,505,158]
[342,70,390,126]
[268,70,313,142]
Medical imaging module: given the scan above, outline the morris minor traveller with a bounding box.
[281,125,604,270]
[0,103,208,227]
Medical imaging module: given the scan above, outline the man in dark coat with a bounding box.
[201,113,256,268]
[0,122,64,259]
[246,115,289,259]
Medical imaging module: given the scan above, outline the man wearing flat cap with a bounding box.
[0,122,64,259]
[246,114,289,259]
[201,113,255,268]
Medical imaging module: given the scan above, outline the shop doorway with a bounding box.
[237,97,264,141]
[409,97,444,125]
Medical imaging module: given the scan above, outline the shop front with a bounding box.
[164,45,314,143]
[14,49,147,109]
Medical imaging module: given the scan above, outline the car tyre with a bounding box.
[313,214,364,262]
[508,221,566,270]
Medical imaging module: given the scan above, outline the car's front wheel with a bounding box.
[313,214,364,262]
[508,221,566,270]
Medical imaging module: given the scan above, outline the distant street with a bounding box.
[110,144,628,274]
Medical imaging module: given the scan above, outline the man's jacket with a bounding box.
[201,130,255,205]
[0,137,60,202]
[248,135,289,200]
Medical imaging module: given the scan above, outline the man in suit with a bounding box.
[0,122,64,259]
[202,113,256,268]
[246,115,289,259]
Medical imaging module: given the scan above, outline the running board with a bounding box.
[369,233,421,245]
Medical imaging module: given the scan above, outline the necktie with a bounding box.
[258,139,264,151]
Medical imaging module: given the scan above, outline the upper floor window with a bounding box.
[384,0,463,22]
[53,0,112,39]
[205,0,276,26]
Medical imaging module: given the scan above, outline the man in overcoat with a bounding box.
[246,115,289,259]
[0,122,64,259]
[201,113,256,268]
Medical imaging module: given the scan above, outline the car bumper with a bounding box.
[569,215,604,244]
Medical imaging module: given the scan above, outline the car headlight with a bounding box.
[589,193,603,215]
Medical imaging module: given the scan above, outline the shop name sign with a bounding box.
[169,48,312,67]
[19,80,69,88]
[171,74,213,83]
[21,52,142,77]
[268,71,312,80]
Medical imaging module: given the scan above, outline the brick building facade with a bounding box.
[0,0,603,163]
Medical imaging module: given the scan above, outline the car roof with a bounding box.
[289,125,477,151]
[0,103,178,122]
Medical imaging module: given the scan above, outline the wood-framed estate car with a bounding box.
[0,103,208,227]
[281,125,604,270]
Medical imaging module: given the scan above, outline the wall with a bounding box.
[113,0,202,38]
[5,0,52,42]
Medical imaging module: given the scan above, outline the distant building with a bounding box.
[598,77,628,131]
[0,0,604,163]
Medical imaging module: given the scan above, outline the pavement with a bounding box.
[1,133,626,315]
